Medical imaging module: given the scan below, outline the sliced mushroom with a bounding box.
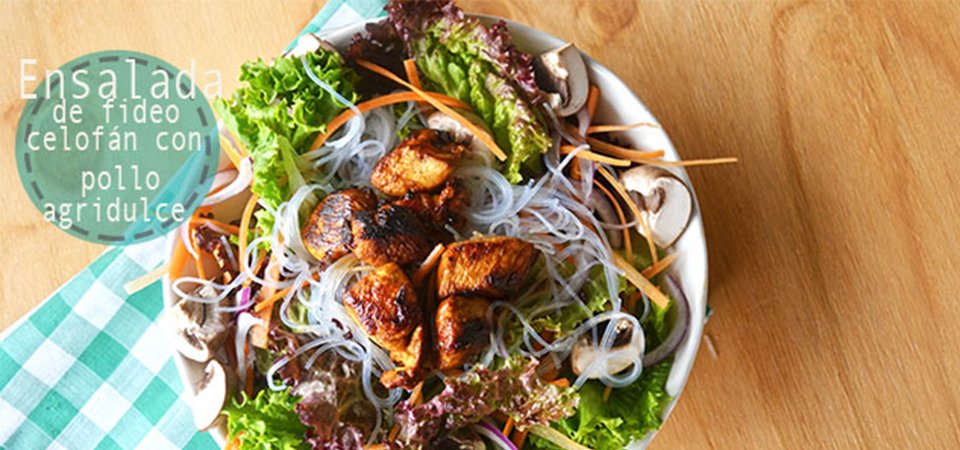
[534,43,589,117]
[192,359,231,431]
[589,190,622,249]
[168,285,229,363]
[571,318,645,379]
[620,166,693,248]
[425,110,491,155]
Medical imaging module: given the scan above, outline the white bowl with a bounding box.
[164,15,707,449]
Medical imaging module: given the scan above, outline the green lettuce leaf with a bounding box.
[224,388,309,450]
[530,265,633,338]
[215,50,358,237]
[529,360,674,450]
[388,0,552,183]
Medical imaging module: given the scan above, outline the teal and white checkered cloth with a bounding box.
[0,1,386,448]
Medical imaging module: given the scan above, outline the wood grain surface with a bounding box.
[2,1,960,448]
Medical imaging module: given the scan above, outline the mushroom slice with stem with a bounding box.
[534,43,589,117]
[192,359,232,431]
[620,166,693,248]
[570,318,645,379]
[168,284,230,363]
[425,110,492,156]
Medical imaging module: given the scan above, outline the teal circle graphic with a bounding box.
[15,50,220,245]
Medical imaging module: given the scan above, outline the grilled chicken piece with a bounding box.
[370,129,466,197]
[351,203,432,267]
[393,179,466,237]
[380,325,427,389]
[437,236,539,299]
[303,188,377,263]
[436,296,492,370]
[343,263,426,388]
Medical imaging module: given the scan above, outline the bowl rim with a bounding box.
[163,14,707,449]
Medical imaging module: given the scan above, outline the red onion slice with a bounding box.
[202,157,253,206]
[218,286,252,313]
[234,310,264,388]
[473,420,519,450]
[642,275,691,367]
[209,168,239,193]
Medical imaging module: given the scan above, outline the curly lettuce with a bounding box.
[529,360,674,450]
[394,357,577,448]
[386,0,551,183]
[224,388,309,450]
[215,50,359,236]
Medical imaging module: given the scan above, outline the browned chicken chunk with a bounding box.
[435,295,492,370]
[343,263,426,388]
[437,236,539,299]
[303,188,377,264]
[351,203,432,267]
[380,325,427,389]
[393,179,466,235]
[370,129,466,197]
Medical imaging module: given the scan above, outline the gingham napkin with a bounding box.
[0,1,387,448]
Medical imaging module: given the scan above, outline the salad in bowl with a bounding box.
[163,1,728,449]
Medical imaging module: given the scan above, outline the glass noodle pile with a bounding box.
[164,1,732,450]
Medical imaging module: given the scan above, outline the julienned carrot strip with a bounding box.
[559,145,631,167]
[596,166,659,265]
[191,217,241,236]
[512,430,529,449]
[587,121,661,134]
[255,272,321,313]
[502,416,515,437]
[403,59,422,90]
[238,194,260,266]
[413,243,445,285]
[641,252,678,279]
[643,156,739,167]
[586,85,600,119]
[312,91,470,149]
[569,154,582,180]
[603,385,613,402]
[567,124,737,168]
[612,253,671,308]
[404,59,427,108]
[355,59,508,161]
[251,258,280,348]
[549,378,570,388]
[254,286,292,313]
[586,137,666,161]
[244,256,266,289]
[410,381,425,405]
[593,181,633,262]
[219,135,244,170]
[168,237,190,281]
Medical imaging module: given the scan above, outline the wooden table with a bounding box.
[2,1,959,448]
